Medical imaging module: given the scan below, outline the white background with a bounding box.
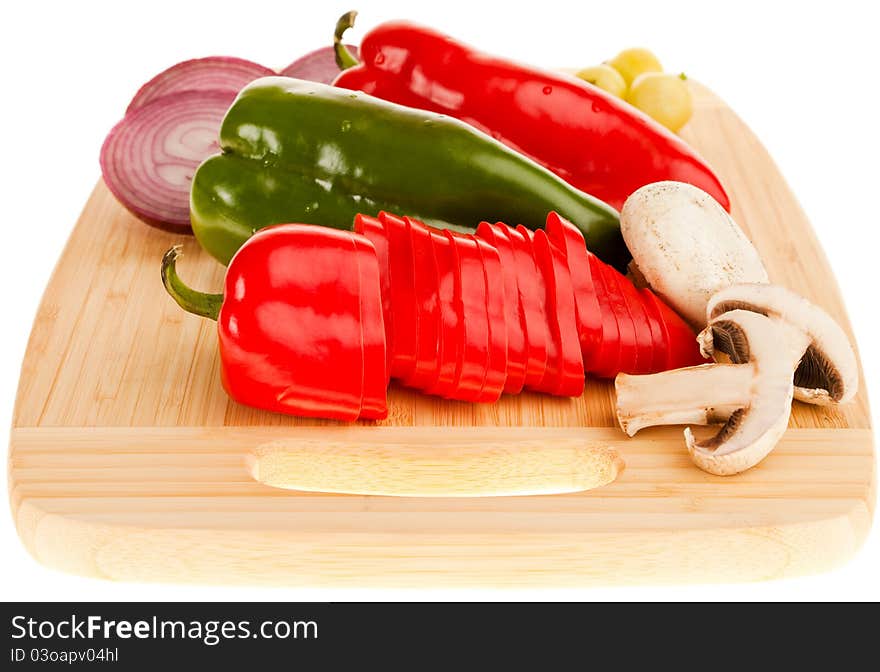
[1,0,878,601]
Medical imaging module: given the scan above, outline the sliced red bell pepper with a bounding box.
[544,212,602,366]
[215,225,366,421]
[586,253,620,378]
[403,216,441,390]
[533,229,584,396]
[446,230,489,401]
[642,288,707,370]
[476,221,527,394]
[472,233,508,402]
[601,263,639,375]
[639,288,668,372]
[613,271,654,374]
[425,227,460,397]
[502,225,549,389]
[351,233,390,419]
[354,213,393,370]
[378,211,418,381]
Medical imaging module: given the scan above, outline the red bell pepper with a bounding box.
[352,233,390,416]
[533,229,585,396]
[447,231,492,401]
[503,225,550,389]
[476,222,528,394]
[544,212,602,360]
[426,228,460,397]
[404,216,442,389]
[354,213,393,371]
[586,252,621,378]
[333,13,730,212]
[378,211,419,381]
[163,210,705,422]
[160,224,388,421]
[472,233,509,401]
[642,288,707,370]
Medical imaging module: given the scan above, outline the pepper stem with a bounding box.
[160,246,223,321]
[334,10,361,70]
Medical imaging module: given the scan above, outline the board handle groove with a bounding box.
[248,438,624,497]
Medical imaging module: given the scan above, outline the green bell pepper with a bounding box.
[190,77,628,268]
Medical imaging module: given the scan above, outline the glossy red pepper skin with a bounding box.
[447,231,491,401]
[217,225,386,421]
[354,213,393,371]
[472,234,508,401]
[404,216,442,389]
[334,20,730,211]
[533,230,584,396]
[503,225,550,388]
[476,222,528,394]
[378,211,419,380]
[352,233,390,416]
[426,229,460,397]
[545,212,602,362]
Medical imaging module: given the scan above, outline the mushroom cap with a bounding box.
[707,283,859,405]
[686,309,810,475]
[620,181,769,328]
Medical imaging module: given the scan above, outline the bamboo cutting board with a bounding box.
[8,84,875,586]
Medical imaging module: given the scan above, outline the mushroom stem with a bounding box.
[615,364,753,436]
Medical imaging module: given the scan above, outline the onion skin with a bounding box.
[279,46,358,84]
[126,56,274,113]
[100,90,235,233]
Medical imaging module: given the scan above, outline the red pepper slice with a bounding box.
[472,233,507,402]
[403,216,441,390]
[446,230,489,401]
[425,227,460,397]
[354,213,392,370]
[643,289,707,370]
[601,263,639,375]
[639,288,668,372]
[378,211,418,381]
[475,222,528,394]
[217,225,364,421]
[351,232,390,419]
[533,229,584,396]
[544,212,602,368]
[503,225,549,389]
[586,253,620,379]
[613,272,654,374]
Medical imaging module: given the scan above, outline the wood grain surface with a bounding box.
[8,83,875,586]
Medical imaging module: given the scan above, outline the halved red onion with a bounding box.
[279,45,358,84]
[126,57,274,113]
[101,90,235,232]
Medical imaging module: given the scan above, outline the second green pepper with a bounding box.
[190,76,627,268]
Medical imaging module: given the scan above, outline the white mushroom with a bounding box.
[620,181,769,328]
[706,283,858,405]
[616,309,812,475]
[615,183,860,475]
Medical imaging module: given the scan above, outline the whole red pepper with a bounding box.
[332,12,729,212]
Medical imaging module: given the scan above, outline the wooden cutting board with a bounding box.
[9,84,874,586]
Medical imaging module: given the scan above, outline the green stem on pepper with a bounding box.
[160,246,223,321]
[334,10,361,70]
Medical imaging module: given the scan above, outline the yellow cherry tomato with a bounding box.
[575,64,627,98]
[626,72,693,133]
[607,48,663,87]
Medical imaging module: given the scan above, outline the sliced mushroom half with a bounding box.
[616,309,811,475]
[707,283,858,405]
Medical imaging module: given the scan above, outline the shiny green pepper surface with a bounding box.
[190,77,627,268]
